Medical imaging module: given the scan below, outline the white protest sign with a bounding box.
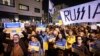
[91,24,97,30]
[97,24,100,27]
[60,1,100,25]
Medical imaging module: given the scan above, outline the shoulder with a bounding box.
[29,41,33,44]
[72,43,78,48]
[62,38,66,41]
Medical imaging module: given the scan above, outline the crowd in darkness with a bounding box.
[0,24,100,56]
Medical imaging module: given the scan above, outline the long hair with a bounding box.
[55,32,63,41]
[29,35,37,41]
[75,36,84,45]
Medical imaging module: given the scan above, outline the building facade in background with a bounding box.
[0,0,43,23]
[52,4,67,23]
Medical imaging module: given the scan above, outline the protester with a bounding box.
[89,34,100,56]
[66,30,76,56]
[3,34,28,56]
[28,35,41,56]
[0,28,6,56]
[0,22,100,56]
[78,31,89,48]
[93,34,100,56]
[72,36,90,56]
[54,33,66,56]
[39,30,49,56]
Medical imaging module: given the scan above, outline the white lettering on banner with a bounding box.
[60,1,100,25]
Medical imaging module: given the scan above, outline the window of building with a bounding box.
[19,4,29,11]
[34,8,40,13]
[0,0,15,7]
[35,0,40,2]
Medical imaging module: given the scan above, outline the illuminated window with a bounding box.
[0,0,14,6]
[19,4,29,11]
[35,0,40,2]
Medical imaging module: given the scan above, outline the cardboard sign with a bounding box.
[4,22,20,28]
[29,41,40,51]
[4,22,23,39]
[29,45,40,51]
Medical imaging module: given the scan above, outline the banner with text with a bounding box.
[60,1,100,25]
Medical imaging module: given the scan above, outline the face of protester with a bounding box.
[31,36,36,42]
[36,28,41,34]
[48,30,53,35]
[96,34,100,39]
[55,28,60,32]
[79,32,84,37]
[91,33,97,40]
[58,34,62,39]
[77,37,83,45]
[91,33,95,37]
[46,28,49,33]
[80,27,84,31]
[31,31,36,35]
[13,35,20,43]
[53,30,58,37]
[65,27,68,30]
[69,30,73,36]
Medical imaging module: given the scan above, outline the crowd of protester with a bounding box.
[0,24,100,56]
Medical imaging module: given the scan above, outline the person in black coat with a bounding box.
[72,36,90,56]
[0,27,6,55]
[4,34,28,56]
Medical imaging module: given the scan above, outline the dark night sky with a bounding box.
[42,0,95,12]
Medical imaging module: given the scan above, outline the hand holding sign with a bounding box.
[28,45,40,52]
[54,44,65,50]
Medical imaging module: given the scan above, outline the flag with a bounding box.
[49,0,55,15]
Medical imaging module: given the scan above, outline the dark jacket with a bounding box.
[72,44,90,56]
[0,32,6,54]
